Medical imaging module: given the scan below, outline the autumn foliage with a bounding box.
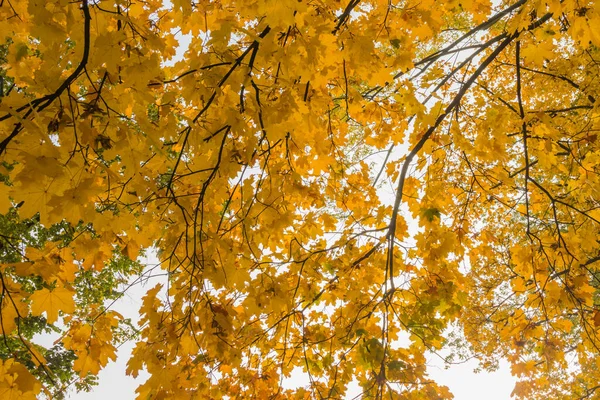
[1,0,600,398]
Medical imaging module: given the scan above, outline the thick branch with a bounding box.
[386,34,516,290]
[333,0,361,34]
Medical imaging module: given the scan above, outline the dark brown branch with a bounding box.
[516,40,532,238]
[386,34,517,293]
[394,0,528,80]
[333,0,361,34]
[0,0,91,155]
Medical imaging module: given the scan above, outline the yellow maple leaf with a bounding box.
[29,287,75,324]
[73,349,102,378]
[521,40,554,67]
[0,359,41,400]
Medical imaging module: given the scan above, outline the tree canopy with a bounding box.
[1,0,600,398]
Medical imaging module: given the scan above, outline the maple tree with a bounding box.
[1,0,600,398]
